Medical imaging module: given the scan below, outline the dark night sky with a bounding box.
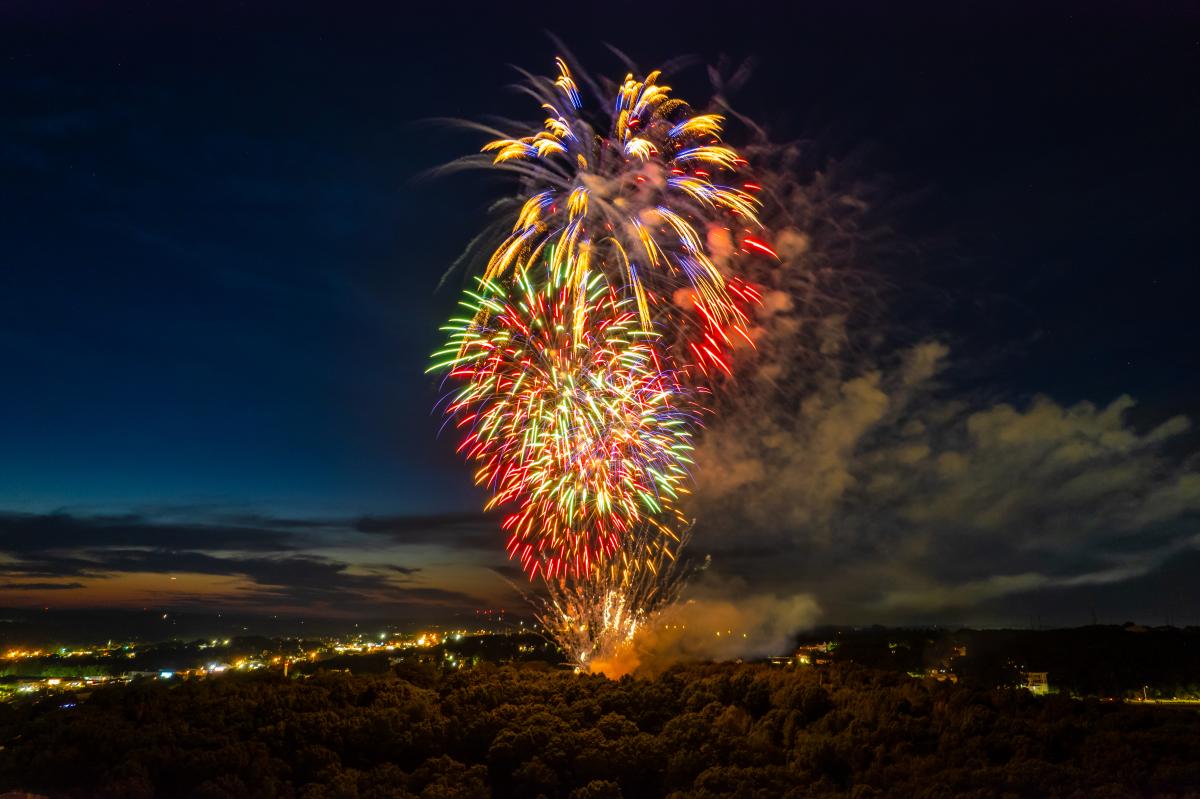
[1,2,1197,628]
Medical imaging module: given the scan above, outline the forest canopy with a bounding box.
[3,661,1200,799]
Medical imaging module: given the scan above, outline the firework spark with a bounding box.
[448,58,772,377]
[533,526,697,670]
[431,263,696,580]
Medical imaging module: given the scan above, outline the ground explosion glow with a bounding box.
[430,59,775,667]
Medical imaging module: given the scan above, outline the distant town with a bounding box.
[4,616,1199,706]
[0,614,556,704]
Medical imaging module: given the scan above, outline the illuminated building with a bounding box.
[1023,671,1050,695]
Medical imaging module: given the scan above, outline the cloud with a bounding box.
[0,511,300,553]
[488,564,527,581]
[887,393,1193,544]
[691,340,1200,625]
[353,512,500,550]
[0,510,488,616]
[0,509,505,562]
[230,579,482,611]
[387,564,423,576]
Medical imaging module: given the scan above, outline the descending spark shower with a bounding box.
[430,58,775,668]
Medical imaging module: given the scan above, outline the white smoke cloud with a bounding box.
[690,339,1200,624]
[590,580,822,678]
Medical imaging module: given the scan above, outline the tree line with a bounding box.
[2,660,1199,798]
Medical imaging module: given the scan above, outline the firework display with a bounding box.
[534,526,695,669]
[460,58,769,376]
[431,57,773,666]
[431,263,696,580]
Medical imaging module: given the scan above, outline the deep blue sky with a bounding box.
[1,2,1197,625]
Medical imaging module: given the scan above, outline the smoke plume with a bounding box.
[589,580,821,678]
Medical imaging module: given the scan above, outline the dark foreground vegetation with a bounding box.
[809,624,1200,698]
[3,661,1200,799]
